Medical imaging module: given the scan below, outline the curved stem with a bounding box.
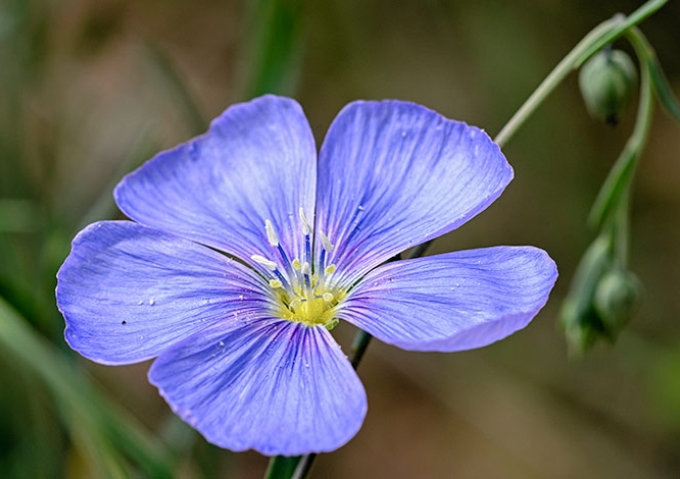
[612,27,655,268]
[495,0,665,148]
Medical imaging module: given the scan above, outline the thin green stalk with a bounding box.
[350,330,373,369]
[608,27,655,268]
[408,240,434,260]
[265,456,302,479]
[290,454,317,479]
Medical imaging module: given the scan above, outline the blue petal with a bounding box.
[57,221,273,365]
[337,247,557,352]
[149,319,367,456]
[115,95,316,266]
[315,100,513,286]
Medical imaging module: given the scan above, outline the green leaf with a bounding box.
[588,139,640,229]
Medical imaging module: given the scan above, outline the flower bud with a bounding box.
[560,236,612,355]
[594,269,641,333]
[579,49,638,125]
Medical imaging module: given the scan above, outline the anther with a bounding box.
[251,254,278,271]
[269,279,283,289]
[324,264,337,275]
[319,231,334,252]
[299,207,312,236]
[265,220,279,247]
[292,258,302,270]
[323,292,334,302]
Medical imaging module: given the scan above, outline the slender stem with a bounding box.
[350,330,373,369]
[408,240,434,260]
[614,27,655,268]
[291,454,317,479]
[495,18,618,147]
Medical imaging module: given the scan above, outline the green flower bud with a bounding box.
[594,269,641,333]
[579,49,638,125]
[560,236,612,356]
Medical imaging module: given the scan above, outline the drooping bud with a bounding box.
[579,49,638,125]
[560,232,645,356]
[594,269,641,333]
[560,235,612,356]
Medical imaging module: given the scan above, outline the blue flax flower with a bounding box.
[57,95,557,456]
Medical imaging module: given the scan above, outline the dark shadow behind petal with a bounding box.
[338,246,557,352]
[149,319,367,456]
[57,221,273,365]
[115,95,317,266]
[315,100,513,286]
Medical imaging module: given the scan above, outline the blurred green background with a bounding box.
[1,0,680,477]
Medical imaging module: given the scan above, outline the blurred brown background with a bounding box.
[2,0,680,478]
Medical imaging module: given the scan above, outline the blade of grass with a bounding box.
[0,296,174,478]
[242,0,305,99]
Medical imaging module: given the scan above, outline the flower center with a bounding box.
[251,209,343,328]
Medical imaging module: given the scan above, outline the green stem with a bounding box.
[290,454,317,479]
[494,0,666,148]
[350,329,373,369]
[609,27,655,267]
